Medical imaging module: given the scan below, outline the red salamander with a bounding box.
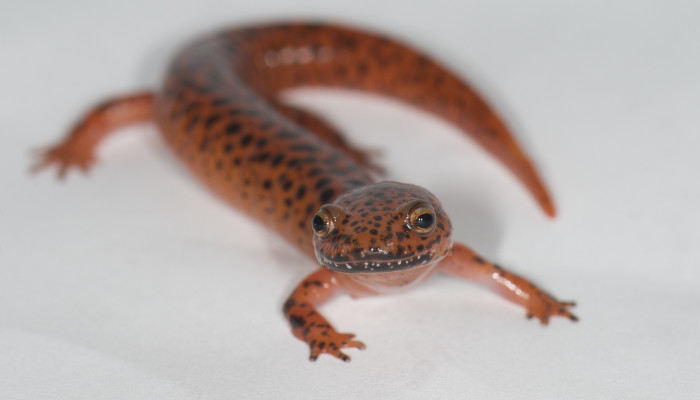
[34,22,576,361]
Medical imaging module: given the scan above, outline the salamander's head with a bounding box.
[312,182,453,273]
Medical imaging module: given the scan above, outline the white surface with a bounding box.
[2,1,699,398]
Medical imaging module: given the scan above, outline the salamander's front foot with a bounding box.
[525,295,578,325]
[438,243,579,326]
[285,268,367,362]
[31,140,96,179]
[307,329,366,362]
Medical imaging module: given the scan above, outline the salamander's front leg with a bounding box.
[31,92,154,178]
[283,268,365,362]
[439,243,577,324]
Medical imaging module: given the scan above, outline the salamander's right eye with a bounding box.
[312,209,334,238]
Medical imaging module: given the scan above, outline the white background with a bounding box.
[2,0,699,398]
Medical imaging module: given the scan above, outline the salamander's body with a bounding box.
[35,22,576,361]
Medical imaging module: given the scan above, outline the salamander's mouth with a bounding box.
[316,250,444,273]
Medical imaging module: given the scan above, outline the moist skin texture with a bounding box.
[34,22,576,362]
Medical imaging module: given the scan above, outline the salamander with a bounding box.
[33,22,576,362]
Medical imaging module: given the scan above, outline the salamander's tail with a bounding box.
[222,23,556,217]
[417,74,557,217]
[31,92,155,179]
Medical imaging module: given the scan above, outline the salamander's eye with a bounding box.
[312,209,334,238]
[408,204,436,234]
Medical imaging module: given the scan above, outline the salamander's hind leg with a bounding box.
[439,243,577,324]
[273,102,384,175]
[283,268,365,362]
[32,92,155,179]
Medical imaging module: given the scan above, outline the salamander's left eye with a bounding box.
[409,204,436,234]
[312,209,334,238]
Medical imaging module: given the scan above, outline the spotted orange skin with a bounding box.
[35,22,576,362]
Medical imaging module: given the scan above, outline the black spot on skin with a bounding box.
[240,134,253,146]
[290,144,319,152]
[305,204,315,216]
[257,138,268,148]
[224,143,234,153]
[308,168,323,177]
[172,102,200,119]
[276,130,300,139]
[212,94,243,107]
[226,122,241,135]
[283,298,296,315]
[340,34,358,50]
[369,229,378,235]
[282,180,293,191]
[271,154,285,166]
[211,97,228,107]
[315,178,331,189]
[325,168,345,177]
[185,115,200,133]
[343,179,365,187]
[320,188,335,203]
[199,137,211,152]
[357,62,368,74]
[205,114,221,128]
[289,315,306,330]
[300,156,318,165]
[296,185,307,199]
[263,179,272,190]
[255,152,270,162]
